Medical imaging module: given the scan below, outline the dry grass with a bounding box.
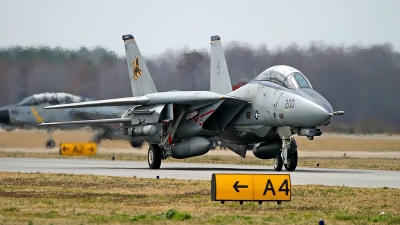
[297,157,400,171]
[1,130,400,151]
[0,129,131,149]
[1,132,399,224]
[0,172,399,225]
[296,134,400,151]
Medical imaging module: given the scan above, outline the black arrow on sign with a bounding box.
[233,181,248,192]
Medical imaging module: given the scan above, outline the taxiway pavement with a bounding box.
[0,157,399,188]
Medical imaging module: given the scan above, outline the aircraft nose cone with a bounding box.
[0,109,10,125]
[310,103,332,126]
[296,98,333,127]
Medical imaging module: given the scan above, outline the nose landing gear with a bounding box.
[273,141,298,172]
[274,127,298,171]
[273,154,283,171]
[284,150,298,171]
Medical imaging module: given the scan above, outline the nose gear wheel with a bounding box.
[284,151,298,171]
[273,155,283,171]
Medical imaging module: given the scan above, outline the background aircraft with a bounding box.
[0,92,144,148]
[41,34,343,171]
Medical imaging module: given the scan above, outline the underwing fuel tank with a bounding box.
[252,139,297,159]
[171,136,211,159]
[121,124,158,136]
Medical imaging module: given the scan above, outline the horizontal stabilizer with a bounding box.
[44,96,150,109]
[39,118,131,126]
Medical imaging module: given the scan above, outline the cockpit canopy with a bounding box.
[255,65,312,89]
[18,93,85,106]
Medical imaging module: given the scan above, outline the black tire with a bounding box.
[46,140,56,149]
[284,152,298,171]
[273,155,283,171]
[148,144,162,169]
[293,150,298,163]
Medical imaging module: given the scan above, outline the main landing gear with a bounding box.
[147,107,185,169]
[148,144,162,169]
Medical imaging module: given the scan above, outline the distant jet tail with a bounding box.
[122,34,157,96]
[210,35,232,94]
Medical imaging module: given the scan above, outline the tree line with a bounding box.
[0,42,399,133]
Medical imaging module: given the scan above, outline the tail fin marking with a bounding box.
[122,34,157,97]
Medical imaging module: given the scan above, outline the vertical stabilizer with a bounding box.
[122,34,157,96]
[210,35,232,94]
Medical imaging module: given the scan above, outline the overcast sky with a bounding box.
[1,0,399,57]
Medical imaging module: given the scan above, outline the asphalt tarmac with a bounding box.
[1,157,399,188]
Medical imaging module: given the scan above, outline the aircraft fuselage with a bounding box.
[229,81,333,128]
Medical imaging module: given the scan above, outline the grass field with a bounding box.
[296,133,400,151]
[1,130,400,151]
[0,172,399,225]
[1,131,400,224]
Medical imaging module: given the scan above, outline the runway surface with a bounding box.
[1,157,399,189]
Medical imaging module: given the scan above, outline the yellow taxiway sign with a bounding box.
[59,142,97,156]
[211,174,291,203]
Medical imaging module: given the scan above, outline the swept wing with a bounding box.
[44,91,246,110]
[40,92,249,126]
[44,96,150,109]
[41,118,131,125]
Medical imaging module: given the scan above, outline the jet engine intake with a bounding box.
[171,136,211,159]
[253,139,297,159]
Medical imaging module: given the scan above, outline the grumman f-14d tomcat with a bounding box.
[40,34,344,171]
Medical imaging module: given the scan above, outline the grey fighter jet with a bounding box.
[40,34,344,171]
[0,92,144,148]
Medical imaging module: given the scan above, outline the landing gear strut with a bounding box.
[281,139,291,165]
[274,127,298,171]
